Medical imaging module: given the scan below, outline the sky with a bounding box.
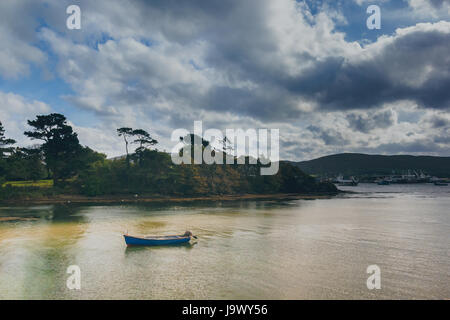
[0,0,449,161]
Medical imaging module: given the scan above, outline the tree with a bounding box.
[5,147,47,181]
[117,127,133,167]
[24,113,83,184]
[131,129,158,152]
[131,129,158,165]
[118,128,158,166]
[0,121,16,158]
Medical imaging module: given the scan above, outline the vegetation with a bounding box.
[2,179,53,188]
[293,153,450,178]
[0,114,337,201]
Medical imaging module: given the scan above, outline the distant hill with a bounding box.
[292,153,450,178]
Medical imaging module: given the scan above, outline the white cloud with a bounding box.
[0,0,48,78]
[0,91,51,146]
[407,0,450,19]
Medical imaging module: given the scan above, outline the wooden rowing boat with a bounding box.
[123,231,196,246]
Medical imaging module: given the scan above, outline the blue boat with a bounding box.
[123,231,196,246]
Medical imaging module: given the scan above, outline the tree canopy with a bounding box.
[118,127,158,165]
[0,113,337,200]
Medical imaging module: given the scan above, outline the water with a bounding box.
[0,184,449,299]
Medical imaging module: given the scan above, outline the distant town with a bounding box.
[291,153,450,186]
[326,171,449,186]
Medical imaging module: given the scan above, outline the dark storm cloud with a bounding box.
[188,10,448,117]
[284,27,450,111]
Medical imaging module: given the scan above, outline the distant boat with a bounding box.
[124,231,197,246]
[434,181,448,186]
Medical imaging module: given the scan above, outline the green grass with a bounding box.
[2,179,53,188]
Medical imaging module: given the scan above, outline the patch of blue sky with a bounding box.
[34,15,50,34]
[0,64,69,107]
[300,0,425,44]
[0,63,98,128]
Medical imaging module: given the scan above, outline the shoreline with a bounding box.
[0,192,339,206]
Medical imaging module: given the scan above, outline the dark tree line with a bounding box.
[0,113,337,199]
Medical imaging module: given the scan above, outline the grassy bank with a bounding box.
[2,179,53,188]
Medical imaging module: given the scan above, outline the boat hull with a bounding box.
[124,234,191,246]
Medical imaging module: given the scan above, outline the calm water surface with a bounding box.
[0,184,449,299]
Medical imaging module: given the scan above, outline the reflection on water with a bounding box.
[124,242,197,255]
[0,184,449,299]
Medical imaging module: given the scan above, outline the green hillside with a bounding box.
[292,153,450,178]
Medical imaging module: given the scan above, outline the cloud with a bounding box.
[368,139,446,154]
[307,125,350,146]
[287,22,450,111]
[427,114,450,128]
[0,1,47,78]
[346,108,397,133]
[407,0,450,19]
[36,2,450,121]
[38,0,363,123]
[70,123,124,157]
[0,0,449,160]
[0,91,51,145]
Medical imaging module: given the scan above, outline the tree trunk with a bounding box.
[123,136,130,168]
